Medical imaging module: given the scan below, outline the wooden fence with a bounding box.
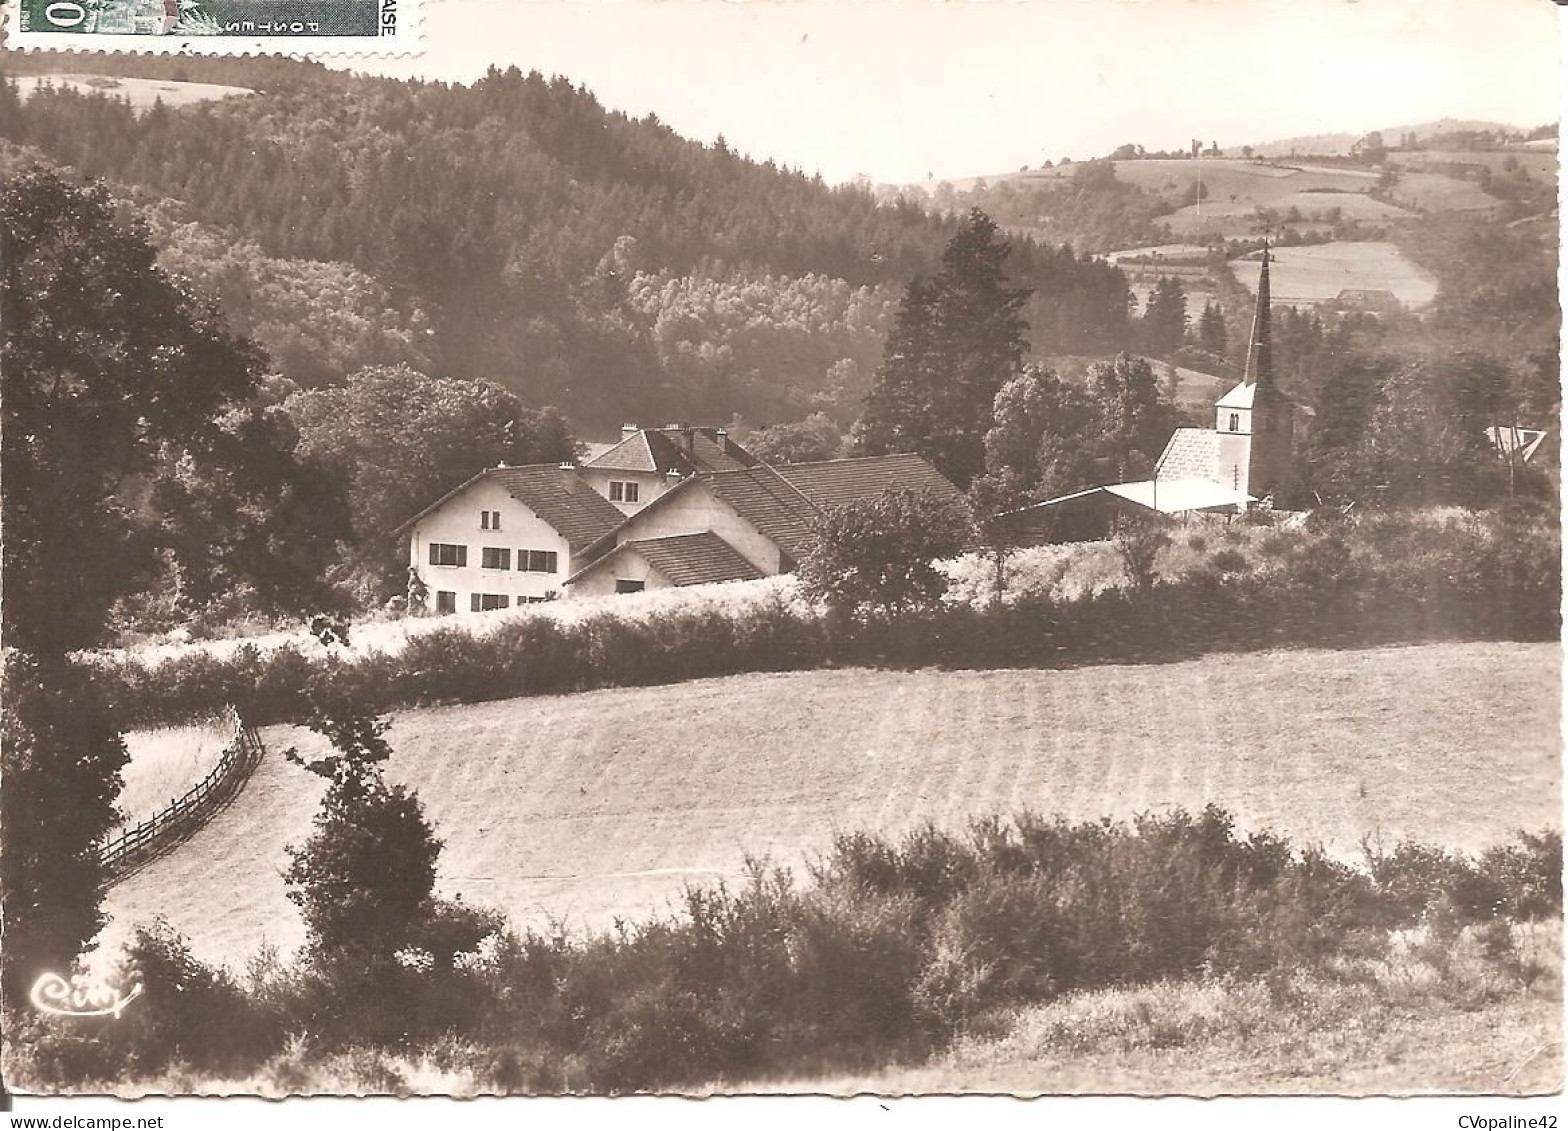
[98,706,264,884]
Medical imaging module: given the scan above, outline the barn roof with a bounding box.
[774,452,965,511]
[585,426,757,475]
[390,464,625,552]
[701,464,820,561]
[1103,478,1254,513]
[567,531,765,589]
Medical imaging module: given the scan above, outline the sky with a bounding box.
[340,0,1562,185]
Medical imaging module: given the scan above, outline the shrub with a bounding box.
[1208,548,1249,574]
[798,486,971,617]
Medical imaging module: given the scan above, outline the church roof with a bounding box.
[1215,381,1256,409]
[1156,428,1221,478]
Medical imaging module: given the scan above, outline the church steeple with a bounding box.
[1242,242,1273,387]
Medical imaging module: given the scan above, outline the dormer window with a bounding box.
[480,510,501,530]
[609,481,640,503]
[1228,413,1240,433]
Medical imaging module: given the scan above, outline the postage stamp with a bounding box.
[6,0,421,54]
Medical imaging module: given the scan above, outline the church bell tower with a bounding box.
[1213,243,1294,502]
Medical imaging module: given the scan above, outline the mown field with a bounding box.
[1230,241,1438,308]
[13,74,254,111]
[102,641,1561,969]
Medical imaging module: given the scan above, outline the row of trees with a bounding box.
[0,66,1138,429]
[1,171,349,1001]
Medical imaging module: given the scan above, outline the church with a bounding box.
[1006,245,1296,543]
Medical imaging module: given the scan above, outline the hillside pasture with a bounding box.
[1163,190,1417,239]
[14,74,254,111]
[102,642,1560,969]
[1230,241,1437,309]
[1386,170,1501,214]
[1390,148,1557,183]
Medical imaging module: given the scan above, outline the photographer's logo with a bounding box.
[30,971,143,1019]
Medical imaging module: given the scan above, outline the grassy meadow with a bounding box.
[102,641,1561,969]
[13,74,255,111]
[1230,241,1438,308]
[115,721,235,830]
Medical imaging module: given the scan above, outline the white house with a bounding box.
[393,463,626,612]
[578,424,759,516]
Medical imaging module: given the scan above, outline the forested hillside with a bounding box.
[0,55,1133,430]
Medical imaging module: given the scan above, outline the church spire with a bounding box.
[1242,241,1273,386]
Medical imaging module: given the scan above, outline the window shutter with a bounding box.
[429,544,439,565]
[457,545,468,567]
[470,593,481,612]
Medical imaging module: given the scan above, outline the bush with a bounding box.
[1208,548,1249,574]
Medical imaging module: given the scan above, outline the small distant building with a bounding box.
[1486,425,1551,465]
[1322,288,1404,319]
[393,463,626,613]
[578,424,758,516]
[1008,244,1297,542]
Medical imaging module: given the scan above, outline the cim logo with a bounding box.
[30,971,144,1019]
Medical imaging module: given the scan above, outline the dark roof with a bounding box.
[619,532,765,587]
[585,427,757,475]
[775,453,963,511]
[577,452,962,568]
[391,464,624,552]
[701,464,820,561]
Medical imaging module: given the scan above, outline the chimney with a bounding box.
[558,461,576,471]
[715,428,728,451]
[621,422,639,438]
[664,468,684,486]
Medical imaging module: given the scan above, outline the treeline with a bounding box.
[0,62,1134,427]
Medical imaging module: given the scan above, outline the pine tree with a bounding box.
[858,209,1031,486]
[1198,300,1228,357]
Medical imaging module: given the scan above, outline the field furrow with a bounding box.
[103,642,1560,969]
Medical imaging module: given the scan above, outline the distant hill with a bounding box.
[0,53,1136,429]
[1228,119,1532,160]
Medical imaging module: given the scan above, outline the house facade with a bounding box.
[395,464,626,612]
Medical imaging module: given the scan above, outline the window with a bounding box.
[480,510,501,530]
[435,591,456,614]
[470,593,510,612]
[481,547,511,570]
[623,482,639,503]
[429,543,466,567]
[609,480,640,504]
[616,579,646,594]
[1228,413,1240,433]
[520,549,559,574]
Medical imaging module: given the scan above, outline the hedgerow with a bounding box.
[91,505,1557,730]
[9,812,1559,1093]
